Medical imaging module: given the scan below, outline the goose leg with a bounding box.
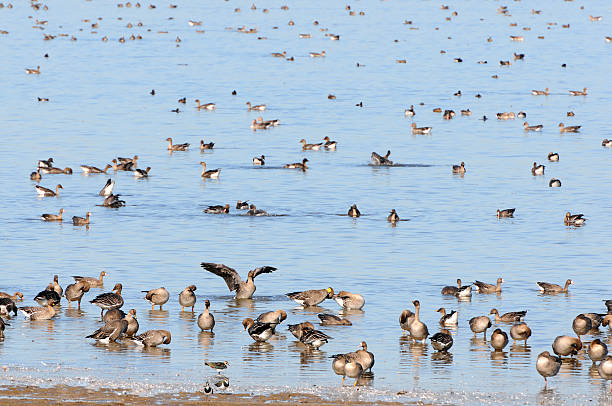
[181,306,184,312]
[68,301,71,309]
[341,376,345,385]
[191,306,194,312]
[354,379,358,387]
[151,304,154,311]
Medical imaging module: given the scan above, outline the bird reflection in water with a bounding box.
[29,319,55,333]
[227,298,255,312]
[588,363,602,383]
[92,341,129,353]
[536,387,562,404]
[339,308,364,324]
[64,308,86,318]
[490,350,508,365]
[147,309,169,322]
[179,311,196,322]
[139,346,171,359]
[246,341,273,355]
[356,372,374,387]
[297,346,327,366]
[212,375,230,390]
[431,351,453,366]
[198,331,214,349]
[470,336,490,352]
[559,357,582,376]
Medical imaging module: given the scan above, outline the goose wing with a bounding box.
[251,266,277,279]
[200,263,243,292]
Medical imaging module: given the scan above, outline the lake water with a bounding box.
[1,0,612,404]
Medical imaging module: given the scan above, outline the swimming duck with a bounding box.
[510,322,532,344]
[250,119,271,130]
[387,209,399,222]
[178,285,196,312]
[25,66,40,74]
[548,152,560,161]
[333,291,365,310]
[523,122,543,132]
[404,105,415,117]
[247,204,267,216]
[513,53,525,60]
[236,200,249,210]
[200,140,215,150]
[452,162,466,174]
[30,169,42,181]
[461,109,472,116]
[588,339,608,363]
[348,204,360,218]
[99,179,114,196]
[134,167,151,178]
[198,300,215,331]
[490,308,527,323]
[117,155,138,165]
[288,322,315,339]
[430,329,453,352]
[35,184,62,197]
[252,155,265,165]
[204,204,230,214]
[469,316,492,339]
[34,284,60,306]
[90,283,124,318]
[569,87,587,96]
[437,308,458,326]
[323,136,337,150]
[497,209,515,218]
[40,167,72,174]
[572,314,592,340]
[409,300,429,343]
[598,356,612,390]
[19,301,56,320]
[496,112,515,120]
[195,100,216,110]
[72,212,91,226]
[205,361,229,374]
[200,162,220,179]
[517,111,527,118]
[567,111,575,117]
[443,110,455,120]
[200,262,277,299]
[537,279,573,293]
[0,298,17,316]
[72,271,107,288]
[474,278,504,294]
[246,102,266,111]
[286,287,334,307]
[399,309,415,335]
[318,314,352,326]
[242,318,275,342]
[0,292,23,302]
[411,123,432,135]
[564,212,585,226]
[142,287,169,310]
[38,158,54,168]
[552,335,582,357]
[300,328,332,348]
[602,139,612,147]
[111,159,133,171]
[300,139,323,150]
[283,158,308,170]
[309,51,326,57]
[558,123,581,133]
[536,351,562,388]
[80,164,112,174]
[166,138,190,151]
[41,208,64,222]
[371,150,393,166]
[132,330,171,347]
[455,284,472,298]
[531,88,549,95]
[64,280,90,309]
[86,319,128,343]
[531,162,545,175]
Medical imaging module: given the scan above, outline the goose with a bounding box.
[309,51,325,57]
[0,292,23,302]
[572,314,592,340]
[200,140,215,150]
[531,162,545,175]
[537,279,573,293]
[102,194,125,208]
[236,200,249,210]
[549,178,562,187]
[0,298,17,316]
[72,212,91,226]
[399,309,415,335]
[371,150,393,166]
[25,66,41,74]
[333,291,365,310]
[30,169,42,181]
[121,309,139,337]
[286,287,334,307]
[510,322,532,344]
[86,319,128,343]
[523,122,543,132]
[452,162,466,174]
[64,281,90,309]
[142,287,169,310]
[552,335,582,357]
[41,208,64,221]
[198,300,215,331]
[246,102,266,111]
[344,358,363,386]
[347,204,360,218]
[461,109,472,116]
[517,111,527,118]
[257,117,279,127]
[38,158,54,168]
[569,87,587,96]
[567,111,575,117]
[598,356,612,390]
[0,318,7,339]
[430,329,453,352]
[283,158,308,170]
[474,278,504,294]
[323,136,337,150]
[564,212,585,226]
[52,275,62,297]
[19,301,56,320]
[442,279,462,295]
[330,352,360,385]
[548,152,560,161]
[99,179,114,196]
[409,300,429,343]
[443,110,455,120]
[437,308,458,326]
[536,351,562,388]
[247,204,267,216]
[195,100,216,110]
[178,285,196,312]
[252,155,265,165]
[455,284,472,298]
[496,112,515,120]
[80,164,111,174]
[242,318,275,342]
[200,262,276,299]
[469,316,492,339]
[490,308,527,323]
[35,184,62,197]
[583,313,605,329]
[40,167,72,174]
[250,119,271,130]
[134,167,151,178]
[300,139,323,150]
[288,322,315,339]
[588,339,608,363]
[404,105,415,117]
[497,209,515,218]
[256,310,287,327]
[111,159,133,171]
[602,139,612,147]
[34,284,61,306]
[131,329,171,347]
[356,341,375,372]
[200,162,220,179]
[205,361,229,374]
[166,138,190,151]
[90,283,124,318]
[411,123,432,135]
[513,53,525,60]
[318,314,352,326]
[531,88,549,95]
[72,271,107,288]
[559,123,581,133]
[117,155,138,165]
[300,328,332,348]
[204,204,230,214]
[387,209,400,223]
[271,51,287,57]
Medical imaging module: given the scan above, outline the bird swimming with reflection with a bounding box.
[537,279,573,294]
[441,279,462,295]
[204,204,229,214]
[300,139,323,150]
[436,308,458,326]
[166,138,190,151]
[41,208,64,221]
[134,167,151,178]
[286,287,334,306]
[348,204,360,218]
[35,184,62,197]
[371,150,392,166]
[200,140,215,150]
[111,159,133,171]
[195,100,216,110]
[452,162,466,174]
[474,278,504,294]
[531,162,545,175]
[99,179,114,196]
[283,158,308,170]
[549,178,561,187]
[564,213,585,226]
[236,200,249,210]
[80,164,112,174]
[387,209,399,222]
[102,194,125,208]
[323,136,337,150]
[38,158,53,168]
[200,262,277,299]
[247,204,267,216]
[523,122,543,131]
[497,209,515,218]
[559,123,581,133]
[30,169,42,181]
[246,101,266,111]
[252,155,265,165]
[40,167,72,174]
[200,162,220,179]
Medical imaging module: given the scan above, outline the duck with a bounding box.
[404,105,415,117]
[252,155,265,165]
[25,66,41,74]
[250,119,271,130]
[195,99,216,110]
[572,314,592,340]
[409,300,429,343]
[132,330,171,347]
[99,179,114,196]
[569,87,587,96]
[34,285,60,306]
[531,88,549,95]
[309,51,326,57]
[242,318,275,342]
[536,351,562,388]
[246,101,266,111]
[142,287,169,310]
[86,319,128,343]
[30,169,42,181]
[452,162,466,174]
[490,308,527,323]
[300,139,323,150]
[80,164,111,174]
[523,122,543,132]
[318,314,352,326]
[347,204,360,218]
[247,204,267,216]
[399,309,415,335]
[333,291,365,310]
[283,158,308,170]
[323,136,337,150]
[474,278,504,294]
[90,283,124,318]
[510,322,532,344]
[205,361,229,374]
[387,209,400,223]
[531,162,545,175]
[166,138,190,151]
[19,301,56,320]
[64,280,90,309]
[588,339,608,363]
[286,287,334,307]
[564,212,585,226]
[38,158,54,168]
[111,159,133,171]
[441,279,462,295]
[204,204,230,214]
[178,285,196,312]
[200,262,276,299]
[537,279,574,293]
[35,184,62,197]
[497,209,515,218]
[602,139,612,147]
[598,356,612,391]
[117,155,138,165]
[300,328,332,348]
[0,298,17,316]
[411,123,432,135]
[72,212,91,226]
[559,122,581,133]
[102,194,125,208]
[271,51,287,57]
[72,271,107,288]
[430,329,453,352]
[469,316,492,339]
[236,200,249,210]
[288,322,315,339]
[134,167,151,178]
[0,292,23,302]
[198,300,215,331]
[552,335,582,357]
[200,140,215,150]
[549,178,562,187]
[41,208,64,222]
[437,308,458,326]
[548,152,560,161]
[40,167,72,174]
[200,162,220,179]
[371,150,393,166]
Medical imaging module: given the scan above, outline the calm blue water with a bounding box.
[1,0,612,403]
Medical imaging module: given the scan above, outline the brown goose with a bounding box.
[300,139,323,150]
[288,322,315,339]
[80,164,112,174]
[371,150,392,166]
[195,100,216,110]
[387,209,400,223]
[474,278,504,294]
[200,262,277,299]
[30,169,42,181]
[437,308,458,326]
[572,314,592,340]
[286,287,334,306]
[179,285,197,312]
[111,159,134,171]
[490,328,508,351]
[200,162,221,179]
[409,300,429,343]
[552,335,582,357]
[142,287,169,310]
[124,309,139,337]
[411,123,432,135]
[283,158,308,170]
[569,87,587,96]
[564,212,585,226]
[430,329,453,352]
[356,341,375,372]
[90,283,124,318]
[558,123,581,133]
[536,351,561,388]
[40,167,72,174]
[441,279,462,295]
[588,339,608,363]
[86,319,128,343]
[489,308,527,323]
[452,162,466,174]
[548,152,559,161]
[318,314,352,326]
[166,137,190,151]
[41,209,64,221]
[198,300,215,331]
[537,279,573,294]
[256,310,287,326]
[35,184,62,197]
[531,162,545,175]
[19,301,56,320]
[599,356,612,391]
[72,271,107,288]
[200,140,215,150]
[399,309,415,335]
[496,209,515,218]
[132,330,171,347]
[510,322,532,344]
[469,316,492,339]
[333,291,365,310]
[72,212,91,226]
[0,292,23,302]
[348,204,360,218]
[64,281,90,309]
